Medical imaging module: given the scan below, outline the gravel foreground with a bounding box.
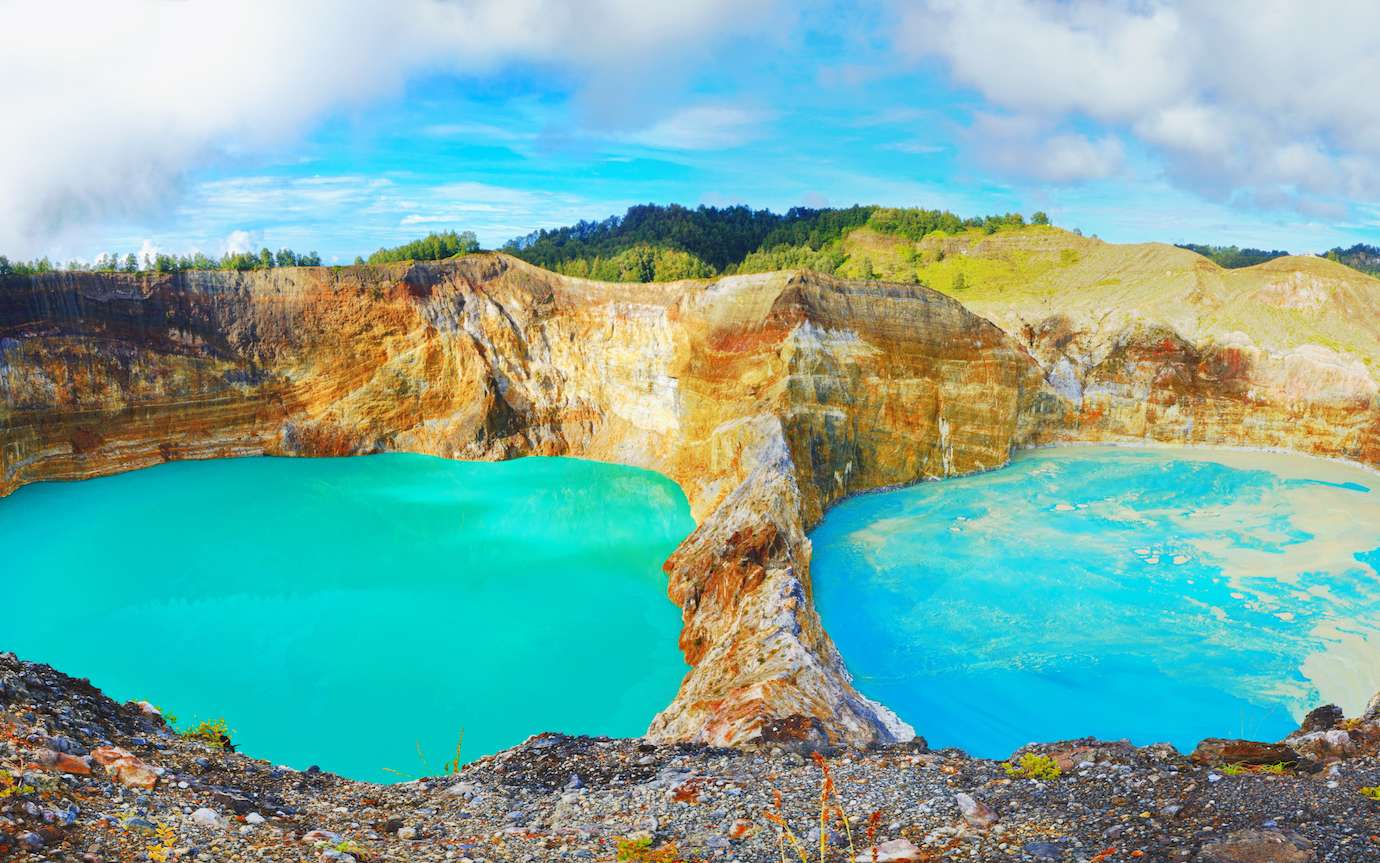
[3,653,1380,863]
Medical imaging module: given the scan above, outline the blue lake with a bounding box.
[1,454,694,781]
[812,446,1380,758]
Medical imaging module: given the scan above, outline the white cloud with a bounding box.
[136,239,161,268]
[0,0,779,256]
[224,230,257,255]
[894,0,1380,211]
[625,105,776,150]
[967,114,1124,183]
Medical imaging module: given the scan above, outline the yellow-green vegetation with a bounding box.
[1221,762,1291,776]
[1004,753,1062,780]
[851,225,1380,370]
[179,717,233,750]
[615,835,683,862]
[331,839,367,856]
[0,768,33,799]
[1361,786,1380,801]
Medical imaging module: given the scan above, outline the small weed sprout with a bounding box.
[614,835,681,862]
[444,728,465,775]
[1003,753,1061,780]
[1360,786,1380,801]
[762,753,862,863]
[180,717,233,750]
[1222,762,1292,776]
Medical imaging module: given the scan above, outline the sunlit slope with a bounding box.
[835,225,1380,369]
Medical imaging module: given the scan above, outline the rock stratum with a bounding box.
[2,244,1379,753]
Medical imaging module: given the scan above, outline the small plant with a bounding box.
[763,753,860,863]
[1221,762,1291,776]
[333,838,366,855]
[0,769,36,799]
[180,717,233,750]
[1360,786,1380,801]
[147,822,177,862]
[443,728,465,775]
[1004,753,1061,780]
[615,835,681,862]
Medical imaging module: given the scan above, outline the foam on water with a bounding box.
[1,454,694,781]
[811,446,1380,757]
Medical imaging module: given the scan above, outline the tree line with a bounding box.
[0,247,323,277]
[504,203,1054,282]
[1174,244,1291,269]
[1321,243,1380,276]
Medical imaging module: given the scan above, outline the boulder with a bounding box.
[1289,729,1353,762]
[1189,739,1312,771]
[1196,828,1313,862]
[189,807,225,829]
[90,745,158,789]
[873,838,924,862]
[1298,704,1342,733]
[31,748,92,776]
[954,792,997,829]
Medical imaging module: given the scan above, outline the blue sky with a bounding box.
[5,1,1380,264]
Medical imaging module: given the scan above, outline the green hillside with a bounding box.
[502,203,1038,282]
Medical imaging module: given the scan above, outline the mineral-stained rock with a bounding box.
[1196,828,1314,863]
[30,748,91,775]
[90,745,158,788]
[2,252,1377,749]
[1189,739,1309,771]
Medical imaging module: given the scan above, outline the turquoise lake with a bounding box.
[0,454,695,782]
[812,446,1380,758]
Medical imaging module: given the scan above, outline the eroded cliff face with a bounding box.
[0,255,1047,748]
[914,234,1380,466]
[5,250,1376,749]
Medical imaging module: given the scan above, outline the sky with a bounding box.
[3,0,1380,265]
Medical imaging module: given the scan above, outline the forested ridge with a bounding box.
[502,203,1043,282]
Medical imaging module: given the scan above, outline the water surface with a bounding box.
[1,454,694,781]
[812,446,1380,757]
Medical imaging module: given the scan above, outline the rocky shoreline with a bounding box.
[4,652,1380,862]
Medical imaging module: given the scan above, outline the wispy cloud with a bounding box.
[625,105,776,150]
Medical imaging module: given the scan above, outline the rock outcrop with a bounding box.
[0,256,1047,748]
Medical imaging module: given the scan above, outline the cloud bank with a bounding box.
[0,0,776,256]
[896,0,1380,212]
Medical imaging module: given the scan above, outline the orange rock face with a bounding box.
[2,253,1375,748]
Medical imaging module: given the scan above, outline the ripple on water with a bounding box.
[811,446,1380,758]
[0,454,695,781]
